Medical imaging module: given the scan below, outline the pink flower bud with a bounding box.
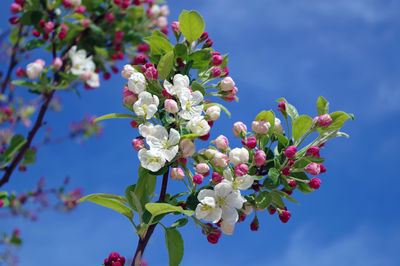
[242,137,257,149]
[121,65,135,79]
[133,55,147,65]
[15,67,25,78]
[164,99,178,113]
[178,157,187,166]
[123,87,137,105]
[199,133,210,141]
[268,206,276,215]
[254,150,266,167]
[52,57,63,70]
[306,146,320,157]
[9,17,19,25]
[279,210,291,223]
[212,55,223,66]
[59,29,67,39]
[131,138,145,151]
[305,162,320,175]
[193,174,204,185]
[213,152,228,167]
[252,120,270,135]
[171,21,180,33]
[250,220,259,231]
[114,30,124,43]
[105,13,114,23]
[212,172,223,184]
[211,67,221,77]
[121,0,130,8]
[288,180,297,188]
[220,77,235,91]
[81,18,90,28]
[113,0,122,4]
[200,31,208,41]
[215,135,229,150]
[309,177,321,189]
[288,160,295,167]
[235,164,248,176]
[180,139,195,157]
[233,121,247,138]
[11,3,22,14]
[0,200,4,208]
[196,163,210,175]
[170,168,185,180]
[318,114,332,127]
[278,101,286,112]
[62,0,72,8]
[282,167,290,176]
[74,5,86,14]
[320,164,326,173]
[284,146,297,159]
[32,29,40,37]
[203,38,213,48]
[15,0,24,6]
[44,21,54,34]
[144,65,158,80]
[137,44,149,53]
[156,16,168,28]
[205,106,221,120]
[319,142,326,148]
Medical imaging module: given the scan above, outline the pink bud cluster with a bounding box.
[104,252,126,266]
[202,223,222,244]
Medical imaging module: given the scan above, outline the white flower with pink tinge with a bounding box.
[163,74,190,97]
[178,90,204,120]
[222,169,254,190]
[68,46,95,76]
[133,92,159,119]
[195,181,246,235]
[138,149,165,172]
[146,127,180,162]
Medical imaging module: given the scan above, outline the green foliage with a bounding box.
[292,115,313,142]
[178,10,205,43]
[25,39,47,50]
[188,49,212,69]
[255,191,272,209]
[263,168,280,189]
[0,192,10,207]
[143,35,173,56]
[158,50,175,80]
[164,227,184,266]
[93,113,137,123]
[317,96,329,115]
[78,193,133,220]
[145,203,194,217]
[0,135,26,165]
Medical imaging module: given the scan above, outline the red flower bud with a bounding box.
[309,177,321,189]
[279,210,291,223]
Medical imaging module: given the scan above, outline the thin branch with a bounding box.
[1,25,23,94]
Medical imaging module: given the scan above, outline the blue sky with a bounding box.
[1,0,400,265]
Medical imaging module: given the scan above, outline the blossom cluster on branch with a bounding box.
[78,9,353,266]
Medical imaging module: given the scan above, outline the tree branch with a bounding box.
[132,168,170,266]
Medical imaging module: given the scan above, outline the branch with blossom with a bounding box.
[78,10,354,266]
[0,0,170,187]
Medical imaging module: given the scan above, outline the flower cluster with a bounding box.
[104,251,126,266]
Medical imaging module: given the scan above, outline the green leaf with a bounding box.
[276,133,289,148]
[133,167,157,211]
[20,10,43,26]
[12,80,42,89]
[78,193,133,219]
[180,134,201,140]
[25,39,47,51]
[0,192,10,207]
[270,191,285,208]
[174,44,187,59]
[324,111,354,131]
[21,148,36,166]
[94,113,137,123]
[158,50,174,80]
[204,102,231,118]
[0,135,26,164]
[274,190,300,205]
[255,191,272,209]
[165,227,184,266]
[171,217,189,228]
[317,96,329,115]
[145,203,194,217]
[191,81,206,95]
[179,10,205,43]
[291,172,314,194]
[143,35,173,55]
[25,0,41,10]
[294,158,311,168]
[10,236,22,246]
[286,102,299,121]
[188,49,212,69]
[263,168,280,189]
[292,115,313,142]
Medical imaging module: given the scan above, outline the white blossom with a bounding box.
[128,72,146,94]
[163,74,190,97]
[179,90,204,120]
[69,46,95,76]
[86,72,100,88]
[138,148,165,172]
[186,116,210,136]
[133,92,159,119]
[26,62,43,79]
[195,182,246,232]
[229,147,249,166]
[223,169,254,190]
[146,127,180,162]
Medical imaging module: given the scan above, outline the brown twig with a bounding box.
[132,168,170,266]
[1,25,23,94]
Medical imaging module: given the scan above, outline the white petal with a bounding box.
[197,189,216,201]
[191,91,204,105]
[168,128,181,145]
[164,145,178,162]
[237,175,255,190]
[223,169,234,182]
[222,206,239,224]
[214,182,234,198]
[226,190,246,210]
[139,123,154,138]
[145,105,158,119]
[220,220,236,235]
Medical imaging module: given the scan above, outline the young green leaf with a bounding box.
[317,96,329,115]
[292,115,313,142]
[0,135,26,164]
[274,190,300,205]
[93,113,137,123]
[255,191,272,209]
[25,39,47,50]
[179,10,205,43]
[188,49,212,69]
[165,227,184,266]
[263,168,280,189]
[158,50,174,80]
[270,191,285,208]
[145,203,194,217]
[78,193,133,219]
